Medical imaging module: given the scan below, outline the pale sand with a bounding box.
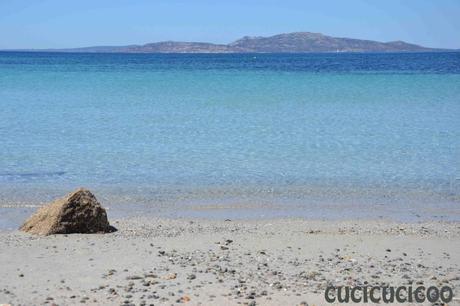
[1,218,460,305]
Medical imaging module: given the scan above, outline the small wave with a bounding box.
[0,204,42,208]
[0,171,66,181]
[0,171,66,179]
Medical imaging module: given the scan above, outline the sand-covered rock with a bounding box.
[19,188,114,235]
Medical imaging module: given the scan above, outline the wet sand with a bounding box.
[1,218,460,305]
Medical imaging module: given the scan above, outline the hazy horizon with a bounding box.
[1,0,459,50]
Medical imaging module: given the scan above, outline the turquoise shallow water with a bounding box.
[0,52,459,227]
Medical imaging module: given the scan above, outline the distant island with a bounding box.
[7,32,454,53]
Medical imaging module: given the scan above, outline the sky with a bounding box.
[1,0,459,49]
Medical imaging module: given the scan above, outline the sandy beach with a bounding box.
[2,1,460,305]
[1,217,459,305]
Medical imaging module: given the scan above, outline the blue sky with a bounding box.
[1,0,459,49]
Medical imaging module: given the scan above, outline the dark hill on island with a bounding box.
[229,32,434,52]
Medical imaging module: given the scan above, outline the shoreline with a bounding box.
[1,217,459,305]
[1,183,459,231]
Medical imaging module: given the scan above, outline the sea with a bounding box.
[0,51,459,228]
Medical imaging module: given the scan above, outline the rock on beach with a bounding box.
[19,188,115,235]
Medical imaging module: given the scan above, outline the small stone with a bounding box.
[163,273,177,280]
[126,275,143,280]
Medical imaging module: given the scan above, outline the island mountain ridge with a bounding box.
[8,32,453,53]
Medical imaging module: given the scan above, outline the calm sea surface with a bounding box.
[1,52,459,227]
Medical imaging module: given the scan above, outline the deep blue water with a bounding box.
[0,51,459,225]
[1,51,460,73]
